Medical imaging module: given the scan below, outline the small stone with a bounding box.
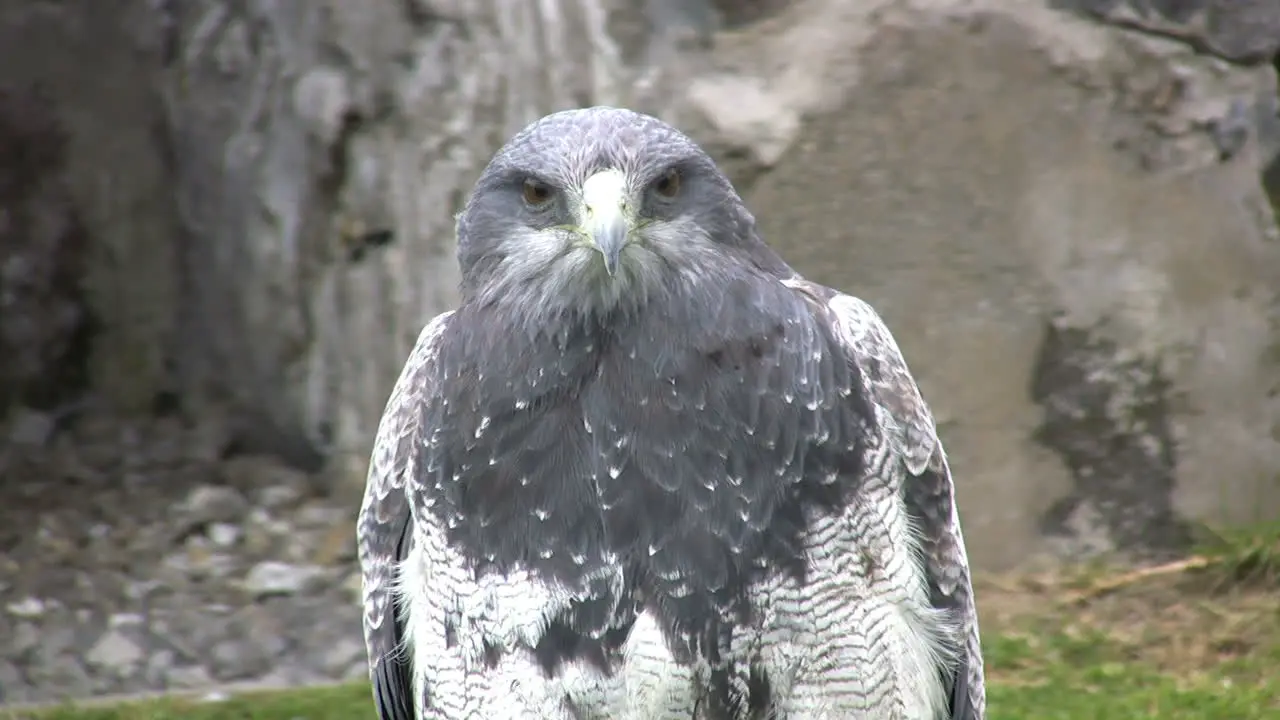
[319,637,365,676]
[242,561,325,597]
[34,625,75,659]
[124,579,163,601]
[108,612,145,629]
[244,506,274,528]
[166,663,214,689]
[257,629,289,659]
[84,629,145,673]
[7,407,55,446]
[7,596,45,618]
[148,614,199,660]
[12,622,39,656]
[343,659,369,682]
[0,659,31,703]
[220,455,313,502]
[207,522,241,547]
[283,530,321,563]
[177,484,249,530]
[241,522,278,555]
[161,550,194,575]
[257,665,316,687]
[184,412,234,462]
[311,522,357,565]
[144,649,175,685]
[343,570,362,598]
[166,538,239,579]
[294,502,345,528]
[196,552,239,579]
[23,653,93,698]
[261,516,292,537]
[256,483,304,510]
[208,639,271,681]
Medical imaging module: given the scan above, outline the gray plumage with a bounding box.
[358,106,986,719]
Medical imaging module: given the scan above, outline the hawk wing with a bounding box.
[792,278,986,720]
[358,311,455,720]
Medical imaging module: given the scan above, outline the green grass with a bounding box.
[8,525,1280,719]
[984,627,1280,719]
[10,620,1277,720]
[3,684,371,720]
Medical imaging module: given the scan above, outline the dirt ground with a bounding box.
[974,545,1280,688]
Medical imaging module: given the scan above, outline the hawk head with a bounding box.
[454,107,772,320]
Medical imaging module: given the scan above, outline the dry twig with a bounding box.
[1061,556,1215,605]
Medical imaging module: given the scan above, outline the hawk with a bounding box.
[358,106,985,719]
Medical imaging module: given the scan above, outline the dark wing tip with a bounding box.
[948,654,976,720]
[373,652,416,720]
[372,511,418,720]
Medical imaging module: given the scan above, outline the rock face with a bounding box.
[1052,0,1280,62]
[0,0,1277,571]
[0,86,92,412]
[154,0,638,474]
[672,0,1280,568]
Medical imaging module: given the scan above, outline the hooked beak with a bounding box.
[580,169,631,276]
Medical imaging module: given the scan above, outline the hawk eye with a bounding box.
[521,178,554,208]
[652,168,681,199]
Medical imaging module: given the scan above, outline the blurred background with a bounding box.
[1,0,1278,716]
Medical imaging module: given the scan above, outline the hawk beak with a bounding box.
[581,170,631,276]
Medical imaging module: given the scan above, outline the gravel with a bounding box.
[0,406,368,707]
